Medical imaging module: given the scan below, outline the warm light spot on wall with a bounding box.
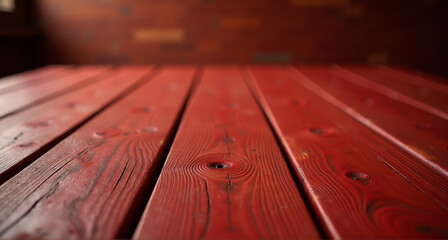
[133,29,185,43]
[0,0,15,12]
[197,40,221,53]
[343,5,364,17]
[368,52,389,65]
[291,0,349,7]
[220,17,260,29]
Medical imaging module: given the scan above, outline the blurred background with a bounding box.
[0,0,447,78]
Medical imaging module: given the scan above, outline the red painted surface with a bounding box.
[379,66,448,90]
[346,66,448,113]
[0,67,195,239]
[0,65,447,239]
[294,66,448,176]
[0,65,70,94]
[0,66,152,183]
[332,66,448,120]
[246,66,448,238]
[133,67,319,239]
[0,66,109,118]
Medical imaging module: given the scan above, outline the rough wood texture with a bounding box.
[332,66,448,120]
[0,67,196,239]
[347,66,448,113]
[134,67,319,240]
[246,66,448,239]
[0,66,153,184]
[294,66,448,176]
[0,66,109,118]
[0,65,70,93]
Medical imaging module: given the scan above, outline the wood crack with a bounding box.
[200,180,211,240]
[0,130,26,152]
[223,126,232,157]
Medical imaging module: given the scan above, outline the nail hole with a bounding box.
[310,128,323,135]
[415,123,432,130]
[207,161,232,169]
[346,172,370,185]
[418,225,431,234]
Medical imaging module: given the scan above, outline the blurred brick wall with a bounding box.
[35,0,448,76]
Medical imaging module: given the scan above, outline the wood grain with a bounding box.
[0,67,196,239]
[0,65,70,94]
[0,66,153,184]
[332,66,448,120]
[294,66,448,176]
[133,67,319,240]
[346,66,448,113]
[0,66,109,118]
[246,66,448,239]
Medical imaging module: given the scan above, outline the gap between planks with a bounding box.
[0,66,198,239]
[246,66,448,238]
[0,66,161,185]
[116,66,203,237]
[288,66,448,178]
[240,66,329,238]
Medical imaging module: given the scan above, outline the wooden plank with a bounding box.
[0,67,196,239]
[0,66,109,119]
[246,66,448,239]
[133,67,319,240]
[0,69,75,95]
[332,66,448,120]
[345,66,448,113]
[380,66,448,91]
[0,65,70,93]
[295,66,448,176]
[0,66,153,184]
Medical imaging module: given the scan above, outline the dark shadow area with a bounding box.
[1,0,447,78]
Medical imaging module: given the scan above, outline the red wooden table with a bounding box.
[0,65,447,239]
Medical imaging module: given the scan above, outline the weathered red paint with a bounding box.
[133,67,319,239]
[0,66,153,183]
[0,65,446,239]
[345,66,448,114]
[0,65,70,94]
[0,67,195,239]
[247,66,448,238]
[0,66,110,118]
[294,66,448,176]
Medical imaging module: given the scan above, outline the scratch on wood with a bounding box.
[223,126,233,157]
[226,174,234,231]
[377,155,448,210]
[0,159,84,236]
[0,130,26,151]
[326,155,338,173]
[200,180,211,240]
